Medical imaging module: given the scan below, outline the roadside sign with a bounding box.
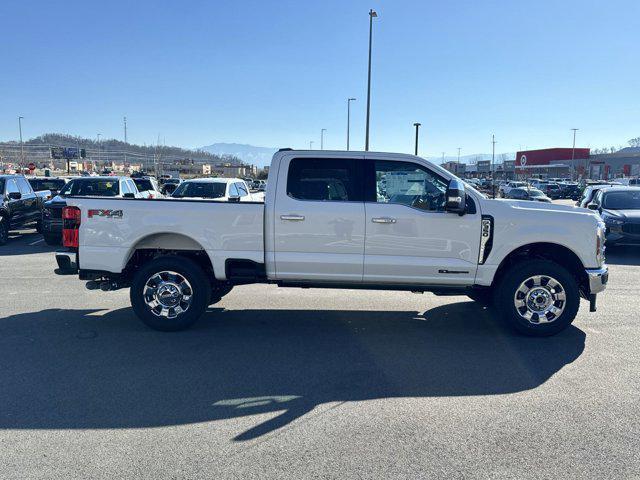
[520,155,527,167]
[50,147,64,159]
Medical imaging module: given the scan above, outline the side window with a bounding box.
[287,158,361,201]
[120,181,131,195]
[237,182,249,197]
[127,180,138,193]
[6,179,20,195]
[228,183,239,197]
[372,160,448,212]
[17,178,32,195]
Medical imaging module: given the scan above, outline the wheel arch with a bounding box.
[123,233,215,279]
[491,242,589,295]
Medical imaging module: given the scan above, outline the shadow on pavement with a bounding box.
[0,230,57,257]
[0,302,585,441]
[605,244,640,266]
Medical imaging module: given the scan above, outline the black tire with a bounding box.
[493,259,580,337]
[209,283,233,306]
[0,215,8,246]
[43,233,61,246]
[130,256,211,332]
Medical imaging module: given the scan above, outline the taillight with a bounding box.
[62,206,81,248]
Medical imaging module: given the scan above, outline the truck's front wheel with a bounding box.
[130,256,211,331]
[494,260,580,336]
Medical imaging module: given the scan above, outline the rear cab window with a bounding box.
[286,158,362,201]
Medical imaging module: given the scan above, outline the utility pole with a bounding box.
[124,116,128,167]
[97,133,102,171]
[309,141,314,150]
[457,147,461,175]
[441,152,445,165]
[413,123,421,155]
[321,128,327,150]
[491,134,497,198]
[571,128,579,179]
[347,98,356,150]
[365,9,378,151]
[18,116,24,171]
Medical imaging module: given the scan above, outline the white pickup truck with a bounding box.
[55,150,608,336]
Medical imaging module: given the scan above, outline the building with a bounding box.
[442,161,466,176]
[213,163,257,179]
[513,148,589,179]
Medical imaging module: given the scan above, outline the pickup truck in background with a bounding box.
[55,150,608,336]
[42,176,142,245]
[0,174,49,245]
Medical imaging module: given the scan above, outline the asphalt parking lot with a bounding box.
[1,227,639,479]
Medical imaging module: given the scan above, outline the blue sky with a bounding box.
[1,0,638,158]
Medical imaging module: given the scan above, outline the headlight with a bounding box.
[602,213,623,226]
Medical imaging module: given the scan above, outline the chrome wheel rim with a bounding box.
[143,271,193,319]
[514,275,566,324]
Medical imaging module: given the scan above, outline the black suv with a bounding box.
[0,175,46,245]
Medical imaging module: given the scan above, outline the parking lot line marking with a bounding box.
[28,238,44,246]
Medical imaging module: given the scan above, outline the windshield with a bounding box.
[28,179,66,191]
[59,179,120,196]
[603,191,640,210]
[172,181,226,198]
[133,179,154,191]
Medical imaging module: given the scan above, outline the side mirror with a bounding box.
[8,192,21,200]
[228,195,241,203]
[123,193,136,199]
[587,203,599,211]
[445,179,466,216]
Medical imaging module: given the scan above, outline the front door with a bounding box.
[273,156,365,282]
[363,158,481,285]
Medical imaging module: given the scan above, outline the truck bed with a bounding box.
[66,197,265,279]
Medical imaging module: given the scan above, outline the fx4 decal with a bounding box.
[87,209,124,219]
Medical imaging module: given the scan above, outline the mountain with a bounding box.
[200,143,278,168]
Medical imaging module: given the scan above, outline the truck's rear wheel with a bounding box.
[130,256,211,331]
[43,233,61,246]
[494,260,580,336]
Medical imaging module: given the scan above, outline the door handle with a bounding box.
[280,214,305,221]
[371,217,396,224]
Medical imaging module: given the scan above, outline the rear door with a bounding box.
[16,177,39,223]
[362,157,481,285]
[5,179,24,227]
[273,156,365,282]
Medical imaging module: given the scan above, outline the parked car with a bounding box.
[499,181,528,197]
[55,150,607,337]
[533,182,562,199]
[27,176,68,198]
[0,175,47,245]
[558,182,580,200]
[160,178,182,195]
[171,178,254,201]
[578,183,623,208]
[251,179,267,191]
[505,187,552,203]
[132,176,163,199]
[587,187,640,245]
[41,176,141,245]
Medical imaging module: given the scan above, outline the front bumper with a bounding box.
[585,265,608,294]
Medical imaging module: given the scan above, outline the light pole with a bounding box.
[571,128,579,179]
[124,116,128,166]
[347,98,356,150]
[413,123,421,155]
[365,9,378,151]
[457,147,461,174]
[18,116,24,171]
[309,141,314,150]
[97,133,102,169]
[321,128,327,150]
[491,134,497,198]
[441,152,445,165]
